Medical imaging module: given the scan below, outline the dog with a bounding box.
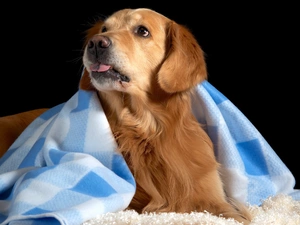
[0,8,252,224]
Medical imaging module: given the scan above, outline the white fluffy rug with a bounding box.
[82,194,300,225]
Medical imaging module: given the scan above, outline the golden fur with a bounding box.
[0,8,252,224]
[81,8,251,224]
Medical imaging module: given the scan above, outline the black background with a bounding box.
[1,3,298,188]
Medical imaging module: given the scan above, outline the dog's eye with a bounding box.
[101,26,107,33]
[135,26,150,37]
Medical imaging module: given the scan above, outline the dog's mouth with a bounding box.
[90,63,130,83]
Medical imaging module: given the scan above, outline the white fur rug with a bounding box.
[82,194,300,225]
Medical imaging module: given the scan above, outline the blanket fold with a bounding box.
[0,90,136,225]
[0,80,299,225]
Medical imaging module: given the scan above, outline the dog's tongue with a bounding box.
[90,63,111,72]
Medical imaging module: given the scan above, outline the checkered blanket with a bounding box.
[0,80,299,225]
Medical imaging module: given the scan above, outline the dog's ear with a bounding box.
[79,20,104,91]
[158,22,207,93]
[83,20,104,47]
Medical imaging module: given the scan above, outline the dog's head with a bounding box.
[81,8,207,96]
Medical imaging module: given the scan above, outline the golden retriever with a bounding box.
[0,8,252,224]
[80,8,251,224]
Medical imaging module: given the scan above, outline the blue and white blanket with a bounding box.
[0,80,299,225]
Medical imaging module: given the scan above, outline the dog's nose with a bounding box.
[87,35,111,57]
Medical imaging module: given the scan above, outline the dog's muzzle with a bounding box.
[86,35,130,83]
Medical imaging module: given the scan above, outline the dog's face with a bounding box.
[82,8,207,97]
